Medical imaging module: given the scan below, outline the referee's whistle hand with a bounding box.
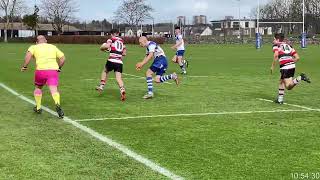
[21,67,27,72]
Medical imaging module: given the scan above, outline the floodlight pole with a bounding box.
[151,18,154,37]
[237,0,241,38]
[301,0,307,48]
[302,0,305,33]
[257,0,260,33]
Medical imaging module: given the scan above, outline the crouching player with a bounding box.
[96,29,127,101]
[136,36,179,99]
[271,33,311,104]
[21,35,65,118]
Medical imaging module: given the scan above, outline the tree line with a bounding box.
[0,0,153,42]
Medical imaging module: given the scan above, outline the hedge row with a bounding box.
[5,36,166,44]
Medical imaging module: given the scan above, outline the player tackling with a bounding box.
[271,33,311,104]
[96,29,127,101]
[21,35,65,118]
[136,36,179,99]
[171,27,188,74]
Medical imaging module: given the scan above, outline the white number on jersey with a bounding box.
[280,44,292,54]
[114,40,124,52]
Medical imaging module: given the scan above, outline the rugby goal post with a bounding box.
[256,0,306,49]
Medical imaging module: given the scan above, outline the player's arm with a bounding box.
[171,39,183,50]
[21,51,33,72]
[58,56,66,72]
[100,41,112,51]
[271,51,279,74]
[122,46,127,56]
[56,48,66,72]
[292,51,300,63]
[136,53,154,70]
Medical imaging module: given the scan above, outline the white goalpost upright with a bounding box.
[256,0,306,49]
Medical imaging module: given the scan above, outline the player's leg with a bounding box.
[283,71,311,90]
[176,50,187,74]
[155,70,179,85]
[172,55,178,63]
[34,86,43,113]
[114,63,126,101]
[96,67,109,93]
[47,70,64,118]
[275,80,285,104]
[48,85,64,118]
[33,70,46,113]
[143,69,155,99]
[177,56,187,74]
[157,57,179,85]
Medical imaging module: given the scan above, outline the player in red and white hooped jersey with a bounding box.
[96,29,127,101]
[271,33,311,104]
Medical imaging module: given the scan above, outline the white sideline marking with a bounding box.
[123,73,173,85]
[258,98,320,112]
[0,83,183,180]
[75,109,311,122]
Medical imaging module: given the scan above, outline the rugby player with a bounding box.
[96,29,127,101]
[271,33,311,104]
[171,27,188,75]
[136,36,179,99]
[21,35,65,118]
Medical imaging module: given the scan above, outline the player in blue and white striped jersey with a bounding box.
[171,27,188,75]
[136,36,179,99]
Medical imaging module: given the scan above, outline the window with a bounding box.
[233,22,240,29]
[245,22,249,28]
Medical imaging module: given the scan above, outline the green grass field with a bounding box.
[0,43,319,180]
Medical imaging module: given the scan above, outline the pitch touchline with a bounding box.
[0,83,183,180]
[258,98,320,112]
[74,109,311,122]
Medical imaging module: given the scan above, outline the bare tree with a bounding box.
[255,0,320,33]
[0,0,24,42]
[40,0,78,34]
[114,0,153,32]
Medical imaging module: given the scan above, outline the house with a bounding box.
[184,25,212,36]
[200,27,213,36]
[210,17,273,37]
[124,26,173,37]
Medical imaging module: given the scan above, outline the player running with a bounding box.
[21,35,65,118]
[136,36,179,99]
[271,33,311,104]
[171,27,188,75]
[96,29,127,101]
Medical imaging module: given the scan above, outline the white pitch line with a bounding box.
[0,83,183,180]
[258,98,320,112]
[75,109,311,122]
[123,73,173,85]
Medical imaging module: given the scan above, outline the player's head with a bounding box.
[139,36,148,47]
[110,29,120,37]
[175,27,181,35]
[36,35,47,44]
[274,33,285,42]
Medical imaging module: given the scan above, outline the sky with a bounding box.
[27,0,270,23]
